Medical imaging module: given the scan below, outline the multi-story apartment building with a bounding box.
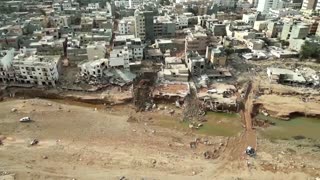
[281,21,310,40]
[185,51,205,77]
[153,16,176,39]
[185,31,209,55]
[2,49,60,86]
[118,16,136,35]
[86,42,107,61]
[114,35,144,60]
[257,0,274,13]
[301,0,318,10]
[134,10,154,41]
[266,21,284,38]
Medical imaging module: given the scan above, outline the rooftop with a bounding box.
[267,67,306,83]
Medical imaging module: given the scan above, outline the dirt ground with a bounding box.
[0,98,319,180]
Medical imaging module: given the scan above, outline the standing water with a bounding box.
[258,114,320,140]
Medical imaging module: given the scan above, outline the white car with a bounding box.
[19,117,31,122]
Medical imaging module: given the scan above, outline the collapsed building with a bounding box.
[198,83,238,112]
[267,67,307,85]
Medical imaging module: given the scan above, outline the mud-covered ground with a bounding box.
[0,98,319,180]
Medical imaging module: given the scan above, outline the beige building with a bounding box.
[185,31,209,55]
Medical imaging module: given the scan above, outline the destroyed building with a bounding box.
[198,83,238,112]
[267,67,307,85]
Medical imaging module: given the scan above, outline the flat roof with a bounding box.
[267,67,306,83]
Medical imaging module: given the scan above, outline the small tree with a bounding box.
[300,41,320,60]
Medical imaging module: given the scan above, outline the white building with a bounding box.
[114,35,144,60]
[109,47,130,69]
[53,3,62,11]
[13,50,60,86]
[87,3,100,10]
[86,42,107,61]
[134,10,146,41]
[317,0,320,10]
[176,15,188,29]
[79,58,108,77]
[114,0,130,8]
[257,0,274,13]
[118,16,136,35]
[242,14,256,25]
[62,0,72,10]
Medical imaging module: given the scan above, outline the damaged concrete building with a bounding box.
[198,83,238,112]
[267,67,307,85]
[186,51,205,77]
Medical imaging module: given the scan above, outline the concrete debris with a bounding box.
[175,101,181,108]
[19,117,31,123]
[188,122,204,129]
[152,104,157,109]
[204,151,213,159]
[190,141,197,149]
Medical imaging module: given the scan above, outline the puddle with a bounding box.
[156,112,243,137]
[257,114,320,140]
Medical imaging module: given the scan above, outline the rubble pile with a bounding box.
[183,88,206,122]
[132,72,157,112]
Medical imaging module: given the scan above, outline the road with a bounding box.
[222,81,257,162]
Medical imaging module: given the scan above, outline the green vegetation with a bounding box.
[300,40,320,61]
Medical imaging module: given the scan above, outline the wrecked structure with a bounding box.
[267,67,307,85]
[198,84,238,112]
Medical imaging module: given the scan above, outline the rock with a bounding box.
[219,143,224,147]
[175,101,181,108]
[132,129,136,132]
[11,108,17,112]
[42,156,48,159]
[192,171,196,175]
[151,130,156,134]
[204,151,212,159]
[94,108,97,111]
[119,176,126,180]
[152,159,157,164]
[47,103,52,106]
[189,124,194,129]
[169,109,175,115]
[152,104,157,109]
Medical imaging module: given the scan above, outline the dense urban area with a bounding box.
[0,0,320,179]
